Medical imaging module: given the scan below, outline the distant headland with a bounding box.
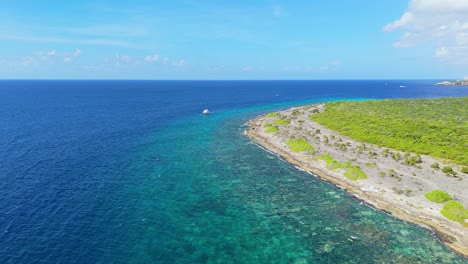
[436,80,468,86]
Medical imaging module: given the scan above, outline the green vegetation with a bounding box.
[265,112,278,117]
[404,154,422,166]
[344,167,368,181]
[441,166,456,176]
[430,162,440,169]
[273,118,290,125]
[461,167,468,174]
[264,126,279,133]
[286,138,314,153]
[318,154,344,169]
[309,97,468,166]
[317,154,367,181]
[424,190,452,203]
[263,123,272,128]
[440,201,468,225]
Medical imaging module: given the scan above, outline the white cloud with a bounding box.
[144,54,160,62]
[64,49,81,62]
[35,50,58,60]
[383,12,414,32]
[435,47,448,57]
[117,54,132,63]
[172,59,186,67]
[36,49,81,62]
[384,0,468,63]
[101,53,185,68]
[103,54,134,67]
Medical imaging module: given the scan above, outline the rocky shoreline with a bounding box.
[245,103,468,257]
[436,80,468,86]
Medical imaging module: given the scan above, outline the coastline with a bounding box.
[437,80,468,86]
[245,104,468,257]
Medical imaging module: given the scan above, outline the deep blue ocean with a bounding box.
[1,80,467,263]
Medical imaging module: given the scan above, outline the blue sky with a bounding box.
[1,0,467,79]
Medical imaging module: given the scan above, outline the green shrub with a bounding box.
[424,190,452,203]
[266,112,278,118]
[405,155,422,166]
[442,166,456,175]
[317,154,366,180]
[344,166,368,181]
[263,123,272,128]
[430,162,440,169]
[461,167,468,174]
[273,118,290,125]
[326,159,343,169]
[317,154,337,167]
[264,126,279,133]
[286,138,314,153]
[318,154,351,169]
[440,201,468,224]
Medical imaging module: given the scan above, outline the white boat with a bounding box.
[400,85,406,88]
[202,109,209,115]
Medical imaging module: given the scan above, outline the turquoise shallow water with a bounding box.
[121,102,466,263]
[1,80,467,263]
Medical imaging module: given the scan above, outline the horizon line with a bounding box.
[0,78,453,82]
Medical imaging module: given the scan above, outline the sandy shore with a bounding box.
[245,103,468,257]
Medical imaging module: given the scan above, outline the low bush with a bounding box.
[442,166,456,175]
[344,166,368,181]
[404,155,422,166]
[440,201,468,225]
[265,112,278,118]
[273,118,290,125]
[317,154,367,181]
[317,154,337,167]
[424,190,452,203]
[264,126,279,133]
[286,138,314,153]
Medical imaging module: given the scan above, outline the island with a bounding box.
[437,80,468,86]
[245,97,468,257]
